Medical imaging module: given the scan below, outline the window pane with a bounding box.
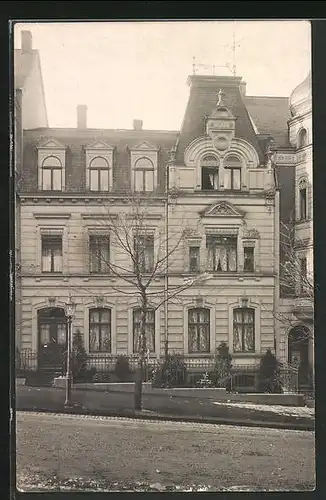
[100,310,111,323]
[100,170,109,191]
[90,310,100,323]
[244,325,254,351]
[52,169,62,190]
[42,169,52,190]
[40,324,50,345]
[135,157,154,169]
[244,247,254,272]
[90,157,109,169]
[233,169,241,189]
[43,156,61,168]
[90,170,99,191]
[99,325,110,352]
[134,170,144,191]
[224,169,231,189]
[189,246,200,272]
[233,323,242,352]
[57,324,66,345]
[89,326,100,352]
[53,245,62,272]
[145,170,154,191]
[42,247,52,272]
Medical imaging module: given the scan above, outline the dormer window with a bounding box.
[134,157,154,192]
[224,155,241,190]
[129,141,159,192]
[89,156,110,191]
[37,138,66,191]
[85,141,114,192]
[41,156,62,191]
[201,155,219,190]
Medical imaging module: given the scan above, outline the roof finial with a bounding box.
[217,88,225,107]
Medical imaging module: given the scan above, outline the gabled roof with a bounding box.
[245,96,291,148]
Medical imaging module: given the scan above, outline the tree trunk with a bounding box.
[133,295,147,411]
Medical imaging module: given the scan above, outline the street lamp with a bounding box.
[64,295,76,408]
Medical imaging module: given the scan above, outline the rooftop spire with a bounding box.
[217,88,226,107]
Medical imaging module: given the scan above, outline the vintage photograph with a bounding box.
[13,20,314,492]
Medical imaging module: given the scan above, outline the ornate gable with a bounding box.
[130,141,160,152]
[86,140,114,150]
[37,138,65,149]
[200,201,245,218]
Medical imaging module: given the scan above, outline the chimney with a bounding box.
[133,119,143,131]
[77,105,87,129]
[240,80,247,97]
[21,31,33,52]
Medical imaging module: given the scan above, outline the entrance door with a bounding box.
[288,325,309,387]
[38,308,67,370]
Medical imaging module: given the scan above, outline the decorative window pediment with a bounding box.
[129,142,159,192]
[200,201,245,218]
[37,138,66,191]
[85,141,114,192]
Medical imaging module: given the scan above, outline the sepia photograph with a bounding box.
[12,19,314,492]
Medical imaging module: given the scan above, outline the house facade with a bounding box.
[15,38,313,387]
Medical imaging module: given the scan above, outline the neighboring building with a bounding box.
[15,48,313,389]
[14,31,48,350]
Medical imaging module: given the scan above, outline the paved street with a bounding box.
[16,411,315,492]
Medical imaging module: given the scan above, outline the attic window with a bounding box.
[134,157,154,192]
[89,156,110,191]
[41,156,62,191]
[224,155,241,190]
[201,155,219,190]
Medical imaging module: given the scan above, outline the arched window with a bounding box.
[297,129,308,149]
[134,157,154,192]
[299,178,308,220]
[42,156,62,191]
[233,307,255,352]
[89,308,111,352]
[89,156,109,191]
[201,155,219,190]
[133,308,155,353]
[188,307,210,353]
[224,155,241,190]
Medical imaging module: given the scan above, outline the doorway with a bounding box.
[288,325,310,387]
[38,308,67,370]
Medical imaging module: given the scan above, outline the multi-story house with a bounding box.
[15,36,313,390]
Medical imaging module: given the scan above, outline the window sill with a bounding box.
[231,352,261,358]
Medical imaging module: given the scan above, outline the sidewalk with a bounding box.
[16,386,315,431]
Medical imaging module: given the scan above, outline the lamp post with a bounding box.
[64,295,76,408]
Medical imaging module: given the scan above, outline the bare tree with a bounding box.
[276,221,314,341]
[85,192,211,410]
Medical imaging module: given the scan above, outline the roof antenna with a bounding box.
[231,21,238,76]
[192,56,196,75]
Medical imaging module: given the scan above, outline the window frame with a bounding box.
[299,179,308,220]
[41,156,63,191]
[224,155,242,190]
[233,307,255,353]
[41,235,63,273]
[89,234,110,274]
[132,307,155,354]
[206,235,237,272]
[243,246,255,272]
[133,157,155,192]
[134,234,155,273]
[189,245,200,273]
[89,307,112,353]
[89,156,110,192]
[200,155,219,191]
[188,307,210,354]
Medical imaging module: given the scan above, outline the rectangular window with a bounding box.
[90,169,109,191]
[52,170,62,191]
[42,169,52,190]
[189,246,200,272]
[243,246,255,272]
[89,308,111,352]
[133,308,155,353]
[299,256,308,295]
[134,235,154,273]
[41,236,62,273]
[233,308,255,352]
[206,235,237,272]
[224,168,241,190]
[188,308,210,353]
[89,235,110,273]
[134,170,154,192]
[202,168,219,190]
[299,188,307,220]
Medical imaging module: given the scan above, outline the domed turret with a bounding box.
[289,72,311,117]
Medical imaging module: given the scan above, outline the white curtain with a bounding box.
[42,247,52,272]
[53,246,63,272]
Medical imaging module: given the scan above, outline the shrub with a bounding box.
[196,371,213,387]
[258,349,283,393]
[92,371,111,383]
[211,342,232,389]
[152,354,187,388]
[72,330,88,381]
[114,355,132,382]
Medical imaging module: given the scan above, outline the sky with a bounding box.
[14,21,311,131]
